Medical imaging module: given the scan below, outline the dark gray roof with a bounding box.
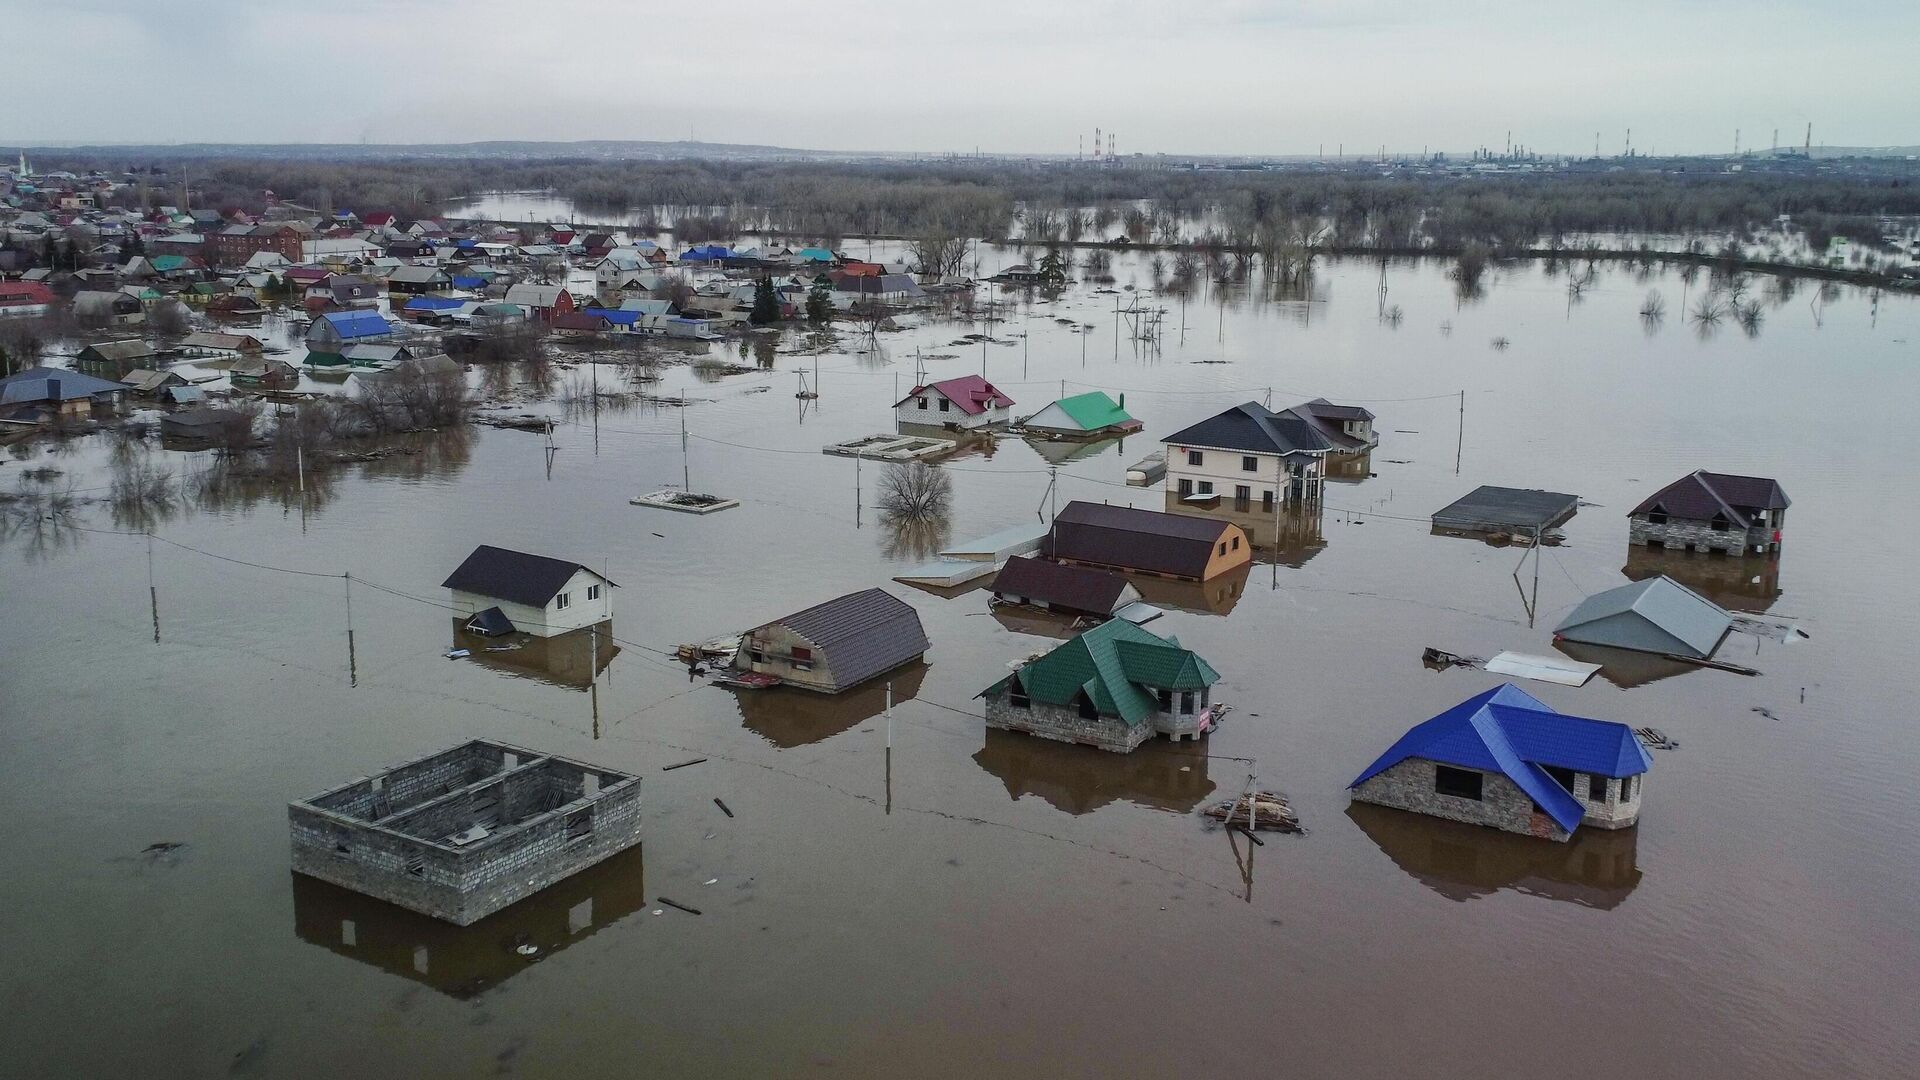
[991,556,1134,616]
[1432,486,1579,532]
[1162,401,1332,457]
[1630,470,1789,528]
[1043,501,1234,579]
[1553,575,1732,660]
[765,588,929,691]
[441,545,612,608]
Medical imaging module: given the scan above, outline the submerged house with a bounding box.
[1021,390,1142,438]
[736,588,930,694]
[0,365,128,421]
[1293,398,1378,452]
[1349,684,1651,841]
[979,618,1223,752]
[306,309,394,349]
[441,545,616,639]
[1044,500,1250,582]
[1161,401,1333,508]
[1432,485,1579,537]
[894,375,1015,431]
[989,556,1142,620]
[1553,574,1732,661]
[1629,470,1789,556]
[288,739,643,926]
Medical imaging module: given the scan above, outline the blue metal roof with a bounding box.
[405,296,466,311]
[319,310,393,339]
[582,307,640,326]
[1349,684,1651,834]
[450,275,485,289]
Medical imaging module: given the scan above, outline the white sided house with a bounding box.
[893,375,1015,431]
[441,545,616,639]
[1161,401,1333,509]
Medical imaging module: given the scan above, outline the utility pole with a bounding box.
[680,407,689,491]
[1455,389,1464,475]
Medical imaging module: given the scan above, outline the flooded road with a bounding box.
[3,252,1918,1078]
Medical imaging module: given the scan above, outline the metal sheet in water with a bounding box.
[1485,650,1602,687]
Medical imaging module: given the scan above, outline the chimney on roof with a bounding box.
[1118,392,1125,410]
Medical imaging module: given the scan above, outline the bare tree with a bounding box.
[877,462,952,521]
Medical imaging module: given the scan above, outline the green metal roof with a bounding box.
[985,618,1219,726]
[149,255,190,271]
[1051,391,1134,431]
[304,350,347,367]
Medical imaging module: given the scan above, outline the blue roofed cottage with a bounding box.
[1349,684,1651,841]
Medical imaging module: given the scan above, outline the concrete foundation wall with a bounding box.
[1630,515,1775,555]
[984,695,1152,753]
[313,742,509,821]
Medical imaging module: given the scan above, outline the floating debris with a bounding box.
[662,758,708,772]
[657,897,703,915]
[1421,647,1483,670]
[1204,791,1302,833]
[1635,726,1680,750]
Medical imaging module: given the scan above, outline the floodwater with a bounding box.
[3,251,1919,1078]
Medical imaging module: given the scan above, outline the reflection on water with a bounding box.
[1622,545,1782,613]
[1126,560,1252,615]
[1162,492,1327,568]
[290,845,647,999]
[971,727,1215,815]
[878,514,951,561]
[1553,640,1701,689]
[1346,803,1641,909]
[989,605,1095,641]
[1024,434,1131,466]
[733,660,928,748]
[451,619,619,691]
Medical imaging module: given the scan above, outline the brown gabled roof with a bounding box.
[1631,470,1789,528]
[1043,501,1232,578]
[990,556,1134,616]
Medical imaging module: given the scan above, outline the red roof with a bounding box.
[362,212,396,226]
[895,375,1015,416]
[0,282,55,306]
[839,261,885,277]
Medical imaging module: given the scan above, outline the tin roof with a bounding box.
[760,588,929,691]
[1046,390,1138,432]
[1162,401,1332,457]
[981,618,1218,726]
[1432,485,1579,532]
[1350,684,1651,834]
[990,557,1135,616]
[1043,501,1234,579]
[1630,470,1789,528]
[1553,575,1732,660]
[894,375,1014,416]
[441,545,614,608]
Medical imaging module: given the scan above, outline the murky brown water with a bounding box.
[3,252,1918,1078]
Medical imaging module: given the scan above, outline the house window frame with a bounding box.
[1434,765,1483,801]
[1241,455,1258,472]
[1008,677,1031,710]
[1588,775,1611,803]
[938,397,951,413]
[917,396,928,410]
[1187,449,1203,467]
[555,592,572,611]
[586,584,600,602]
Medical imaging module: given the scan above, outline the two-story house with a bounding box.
[1160,401,1334,509]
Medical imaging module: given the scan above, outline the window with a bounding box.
[555,592,572,610]
[1262,490,1274,511]
[1710,514,1729,532]
[1242,456,1258,472]
[938,397,951,413]
[565,809,594,841]
[1009,677,1030,709]
[406,854,426,878]
[789,645,815,671]
[1077,695,1098,720]
[587,584,600,601]
[1197,481,1213,495]
[917,396,928,410]
[1157,689,1173,712]
[1544,765,1577,794]
[1217,542,1227,556]
[1235,484,1251,507]
[1587,775,1611,803]
[1647,509,1668,525]
[1179,692,1194,715]
[1178,478,1193,497]
[1187,450,1203,467]
[748,649,765,664]
[1231,536,1241,551]
[1200,687,1210,707]
[1434,765,1483,800]
[1621,776,1635,800]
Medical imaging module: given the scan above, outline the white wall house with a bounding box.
[1160,401,1332,509]
[893,375,1015,431]
[442,545,616,639]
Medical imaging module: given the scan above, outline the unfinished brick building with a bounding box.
[289,740,642,926]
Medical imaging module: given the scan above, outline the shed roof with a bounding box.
[1043,501,1233,579]
[982,618,1218,726]
[1631,470,1789,528]
[76,338,155,362]
[441,545,614,608]
[991,556,1136,615]
[1350,684,1651,834]
[760,588,929,691]
[1162,401,1332,457]
[1432,485,1579,532]
[1553,575,1732,660]
[1044,390,1138,432]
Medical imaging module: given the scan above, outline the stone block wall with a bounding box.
[984,696,1152,753]
[313,742,510,821]
[1579,772,1644,830]
[1630,515,1772,555]
[1351,759,1570,841]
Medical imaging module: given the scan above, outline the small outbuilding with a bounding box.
[1349,684,1651,841]
[894,375,1015,431]
[120,368,189,396]
[990,556,1141,620]
[1043,500,1250,582]
[1432,485,1578,537]
[737,588,930,694]
[1552,574,1732,661]
[1021,390,1142,438]
[1629,470,1789,556]
[442,545,616,639]
[979,618,1224,752]
[160,407,248,441]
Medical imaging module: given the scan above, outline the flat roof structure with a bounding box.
[1432,486,1579,534]
[289,740,642,926]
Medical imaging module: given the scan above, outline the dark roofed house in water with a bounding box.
[1044,501,1250,582]
[1630,470,1789,556]
[737,588,930,693]
[1432,485,1579,538]
[442,545,616,639]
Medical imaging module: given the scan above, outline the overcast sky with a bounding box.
[8,0,1915,156]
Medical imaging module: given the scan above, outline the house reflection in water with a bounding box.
[1023,434,1131,467]
[1125,561,1253,616]
[1552,639,1701,690]
[1324,448,1374,485]
[733,659,928,748]
[971,727,1215,815]
[1161,491,1328,569]
[290,845,647,999]
[1346,802,1641,909]
[450,618,618,690]
[1622,545,1783,613]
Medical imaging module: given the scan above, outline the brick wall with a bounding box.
[1630,515,1774,555]
[1351,759,1571,841]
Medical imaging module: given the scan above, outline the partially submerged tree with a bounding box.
[805,279,835,325]
[877,461,952,521]
[749,275,781,325]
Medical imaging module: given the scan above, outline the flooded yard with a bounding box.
[3,252,1918,1078]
